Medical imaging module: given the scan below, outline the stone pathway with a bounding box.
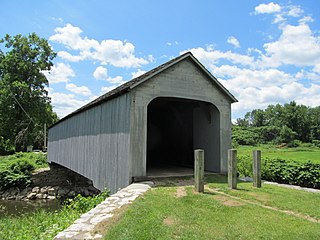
[54,182,153,240]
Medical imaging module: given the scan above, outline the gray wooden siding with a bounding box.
[48,93,131,193]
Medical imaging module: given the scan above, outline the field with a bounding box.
[237,145,320,164]
[104,175,320,240]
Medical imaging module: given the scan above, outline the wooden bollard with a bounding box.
[253,150,261,188]
[228,149,237,189]
[194,149,204,193]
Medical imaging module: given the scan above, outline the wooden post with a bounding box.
[228,149,237,189]
[253,150,261,188]
[43,123,47,152]
[194,149,204,193]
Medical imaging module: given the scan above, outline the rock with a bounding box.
[67,190,75,197]
[16,195,23,200]
[20,188,29,197]
[58,189,67,196]
[27,192,37,200]
[47,195,56,200]
[43,193,48,199]
[88,186,97,192]
[36,193,43,199]
[48,187,58,196]
[84,189,90,196]
[32,187,40,193]
[40,187,48,194]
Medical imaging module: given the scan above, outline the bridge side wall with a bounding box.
[48,93,131,193]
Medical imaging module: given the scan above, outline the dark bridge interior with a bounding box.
[146,97,220,176]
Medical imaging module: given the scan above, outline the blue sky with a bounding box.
[1,1,320,120]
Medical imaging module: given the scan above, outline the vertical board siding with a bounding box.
[48,94,131,193]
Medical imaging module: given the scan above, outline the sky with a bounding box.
[1,0,320,120]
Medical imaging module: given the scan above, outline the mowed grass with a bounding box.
[104,175,320,240]
[237,145,320,164]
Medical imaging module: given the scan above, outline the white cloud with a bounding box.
[255,2,281,14]
[49,92,90,118]
[131,69,146,79]
[227,36,240,48]
[210,65,294,89]
[183,46,254,67]
[50,23,149,68]
[42,62,75,84]
[93,66,125,84]
[299,16,314,24]
[66,83,92,96]
[261,24,320,67]
[57,51,85,62]
[93,66,108,80]
[287,5,303,17]
[101,85,117,94]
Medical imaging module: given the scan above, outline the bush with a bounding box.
[0,159,35,190]
[232,126,259,145]
[237,154,320,189]
[64,189,110,213]
[0,136,15,155]
[0,152,47,190]
[262,158,320,189]
[237,154,252,177]
[312,140,320,148]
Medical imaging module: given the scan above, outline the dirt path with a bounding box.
[205,186,320,223]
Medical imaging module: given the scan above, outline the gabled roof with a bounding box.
[50,52,237,128]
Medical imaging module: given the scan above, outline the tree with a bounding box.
[0,33,58,152]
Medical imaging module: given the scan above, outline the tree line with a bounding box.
[233,101,320,147]
[0,33,58,154]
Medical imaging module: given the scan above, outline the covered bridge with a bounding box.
[48,52,237,193]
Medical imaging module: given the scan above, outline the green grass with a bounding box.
[0,208,81,240]
[0,191,109,240]
[0,152,48,169]
[104,175,320,240]
[237,144,320,164]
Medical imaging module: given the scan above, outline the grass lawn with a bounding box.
[237,145,320,164]
[104,175,320,240]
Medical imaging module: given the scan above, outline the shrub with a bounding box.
[232,126,259,145]
[0,159,35,190]
[64,189,110,213]
[262,158,320,189]
[237,154,320,189]
[0,136,15,155]
[312,140,320,148]
[0,152,47,190]
[237,154,252,177]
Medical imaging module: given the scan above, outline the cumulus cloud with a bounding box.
[93,66,108,80]
[42,62,75,84]
[255,2,281,14]
[183,46,254,67]
[92,66,124,84]
[227,36,240,48]
[49,91,91,117]
[261,24,320,67]
[101,85,118,94]
[50,23,149,68]
[66,83,92,96]
[131,69,146,79]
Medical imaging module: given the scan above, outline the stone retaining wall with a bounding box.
[0,163,99,201]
